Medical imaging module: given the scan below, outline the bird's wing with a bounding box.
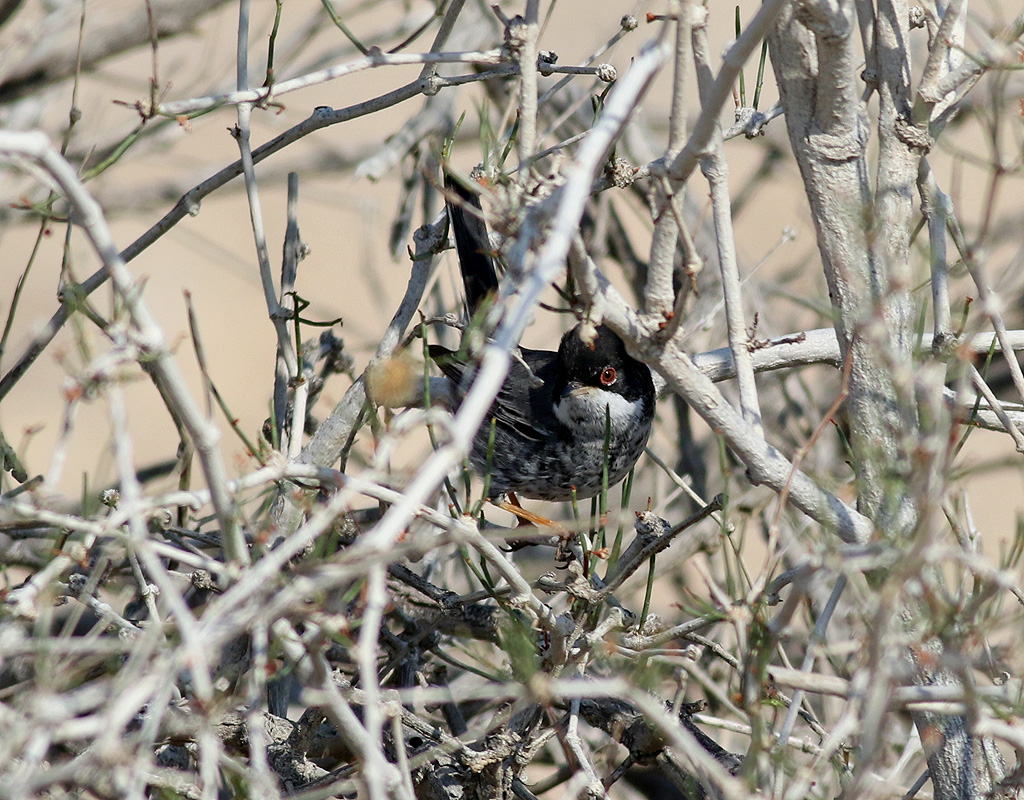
[429,345,560,443]
[489,347,560,441]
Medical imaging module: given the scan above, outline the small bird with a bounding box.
[430,175,655,502]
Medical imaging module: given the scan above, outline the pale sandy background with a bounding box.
[1,0,1023,550]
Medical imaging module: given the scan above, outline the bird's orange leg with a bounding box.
[492,491,560,528]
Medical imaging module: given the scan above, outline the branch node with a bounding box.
[896,117,934,152]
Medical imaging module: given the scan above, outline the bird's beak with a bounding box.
[561,380,588,399]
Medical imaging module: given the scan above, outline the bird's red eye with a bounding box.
[599,366,617,386]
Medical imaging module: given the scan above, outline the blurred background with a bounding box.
[1,0,1023,542]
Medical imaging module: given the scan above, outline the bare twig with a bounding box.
[0,131,246,565]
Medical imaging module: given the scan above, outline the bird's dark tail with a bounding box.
[444,174,500,315]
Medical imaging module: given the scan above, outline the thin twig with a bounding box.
[0,131,247,565]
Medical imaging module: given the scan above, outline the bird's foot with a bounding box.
[492,491,560,528]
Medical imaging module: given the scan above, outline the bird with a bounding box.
[429,174,655,503]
